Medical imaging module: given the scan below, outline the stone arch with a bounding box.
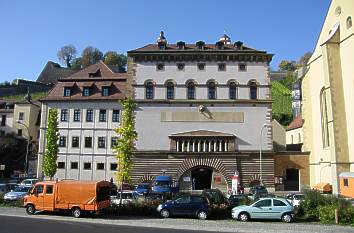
[248,174,261,187]
[137,173,155,184]
[175,158,231,184]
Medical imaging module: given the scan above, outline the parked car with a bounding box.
[157,194,209,220]
[19,179,38,187]
[0,183,18,195]
[248,185,268,199]
[24,180,111,217]
[135,183,152,196]
[228,194,249,208]
[4,186,32,201]
[286,193,305,207]
[110,191,138,206]
[231,197,295,223]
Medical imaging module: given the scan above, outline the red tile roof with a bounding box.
[287,115,303,131]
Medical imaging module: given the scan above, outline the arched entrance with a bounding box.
[191,167,212,190]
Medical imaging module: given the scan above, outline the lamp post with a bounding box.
[259,123,269,185]
[17,120,30,176]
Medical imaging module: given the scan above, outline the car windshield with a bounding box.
[13,186,30,192]
[155,181,170,187]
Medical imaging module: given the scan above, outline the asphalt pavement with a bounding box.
[1,207,354,233]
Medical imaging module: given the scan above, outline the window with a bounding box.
[218,63,226,71]
[98,137,106,148]
[17,129,22,137]
[112,110,120,122]
[102,87,109,96]
[344,178,349,187]
[177,63,185,71]
[97,163,105,170]
[83,162,91,170]
[83,87,90,96]
[73,109,80,122]
[99,110,107,122]
[229,82,237,99]
[85,137,92,148]
[166,82,175,100]
[86,109,93,122]
[59,136,66,147]
[1,115,6,126]
[46,185,54,194]
[57,162,65,169]
[71,162,78,169]
[347,16,352,29]
[110,163,118,171]
[64,88,71,97]
[320,87,330,147]
[145,82,154,99]
[273,200,287,207]
[72,136,79,148]
[18,112,24,121]
[156,63,165,71]
[208,82,216,99]
[61,109,68,122]
[249,81,258,100]
[197,63,205,71]
[175,196,190,204]
[253,199,271,207]
[0,130,5,136]
[239,63,247,71]
[187,82,196,100]
[34,185,44,194]
[111,137,118,148]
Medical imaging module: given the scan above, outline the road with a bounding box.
[1,207,354,233]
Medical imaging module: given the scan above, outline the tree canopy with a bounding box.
[278,60,297,72]
[57,45,77,68]
[43,109,59,180]
[104,51,127,72]
[81,46,103,68]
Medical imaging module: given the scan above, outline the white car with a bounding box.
[286,194,305,207]
[110,191,138,206]
[19,179,38,187]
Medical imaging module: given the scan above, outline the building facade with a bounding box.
[37,62,127,181]
[302,0,354,194]
[128,33,274,191]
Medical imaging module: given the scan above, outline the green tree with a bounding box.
[70,57,82,70]
[278,60,296,72]
[81,46,103,68]
[279,71,296,90]
[103,51,127,72]
[113,98,137,204]
[43,109,59,180]
[57,45,77,68]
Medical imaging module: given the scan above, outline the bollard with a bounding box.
[335,208,339,224]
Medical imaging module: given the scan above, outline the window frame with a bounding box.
[57,162,65,169]
[18,112,24,121]
[344,178,349,187]
[70,162,78,169]
[59,136,66,147]
[187,82,196,100]
[83,87,90,97]
[249,82,258,100]
[145,82,154,99]
[64,88,71,97]
[98,136,106,149]
[71,136,80,148]
[99,109,107,122]
[166,82,175,100]
[229,82,237,99]
[110,163,118,171]
[83,162,91,170]
[96,163,105,170]
[218,63,226,71]
[84,136,92,148]
[86,109,93,122]
[102,86,110,96]
[60,109,68,122]
[73,109,81,122]
[208,81,216,100]
[111,137,118,148]
[112,110,120,122]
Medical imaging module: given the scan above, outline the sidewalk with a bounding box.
[0,207,353,233]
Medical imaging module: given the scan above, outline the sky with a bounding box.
[0,0,331,83]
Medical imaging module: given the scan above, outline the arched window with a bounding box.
[166,82,175,99]
[249,81,258,100]
[320,87,330,147]
[187,82,196,99]
[347,16,352,29]
[145,81,154,99]
[229,82,237,99]
[208,82,216,99]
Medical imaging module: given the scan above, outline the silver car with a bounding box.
[3,186,32,201]
[232,197,295,223]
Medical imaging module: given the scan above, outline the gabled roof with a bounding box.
[36,61,76,84]
[169,130,235,137]
[67,61,126,79]
[286,115,303,131]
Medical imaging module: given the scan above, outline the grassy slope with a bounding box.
[1,91,48,101]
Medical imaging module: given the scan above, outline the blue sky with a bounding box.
[0,0,330,83]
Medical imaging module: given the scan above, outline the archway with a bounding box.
[191,167,212,190]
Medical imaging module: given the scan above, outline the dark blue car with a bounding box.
[157,194,209,220]
[135,183,151,195]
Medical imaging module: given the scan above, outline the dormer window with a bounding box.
[102,86,109,96]
[177,41,185,49]
[64,88,71,97]
[218,63,226,71]
[89,69,101,77]
[156,63,165,71]
[177,63,185,71]
[83,87,90,96]
[196,41,205,50]
[215,41,224,49]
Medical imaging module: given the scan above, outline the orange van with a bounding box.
[23,180,111,218]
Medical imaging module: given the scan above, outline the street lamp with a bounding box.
[17,120,30,176]
[259,123,269,185]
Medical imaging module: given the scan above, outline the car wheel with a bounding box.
[197,210,207,220]
[72,207,82,218]
[282,213,293,223]
[26,204,35,215]
[238,212,250,222]
[160,209,170,218]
